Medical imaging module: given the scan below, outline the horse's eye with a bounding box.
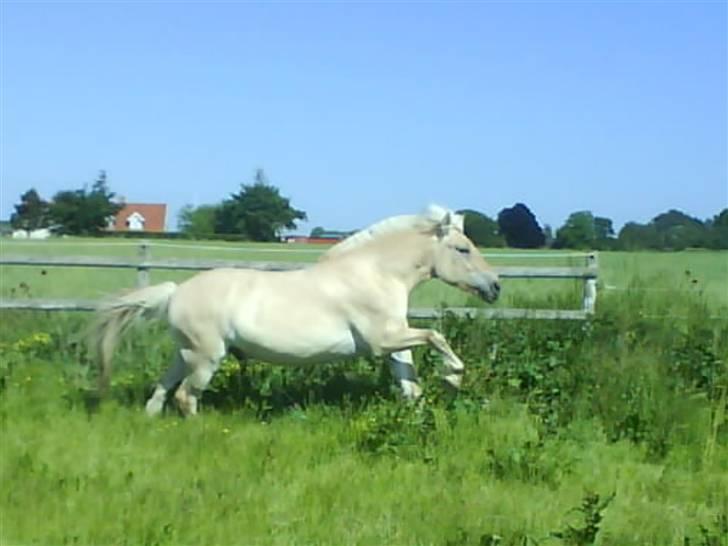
[456,246,470,255]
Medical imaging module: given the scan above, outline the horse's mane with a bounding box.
[322,204,463,260]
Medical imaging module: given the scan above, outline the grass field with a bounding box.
[1,238,727,545]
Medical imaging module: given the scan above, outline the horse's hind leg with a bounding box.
[145,350,187,417]
[174,343,225,417]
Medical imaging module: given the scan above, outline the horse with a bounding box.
[91,205,501,416]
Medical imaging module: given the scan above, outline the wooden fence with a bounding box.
[0,243,599,320]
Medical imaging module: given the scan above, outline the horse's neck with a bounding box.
[370,231,435,292]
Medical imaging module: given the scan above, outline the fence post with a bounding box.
[137,241,150,288]
[582,252,598,314]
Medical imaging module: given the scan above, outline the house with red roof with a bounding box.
[111,203,167,232]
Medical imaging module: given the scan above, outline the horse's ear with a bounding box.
[436,212,453,238]
[452,213,464,232]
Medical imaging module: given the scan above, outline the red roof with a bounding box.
[113,203,167,232]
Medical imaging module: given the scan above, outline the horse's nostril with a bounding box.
[493,282,501,294]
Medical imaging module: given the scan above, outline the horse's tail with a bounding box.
[90,281,178,393]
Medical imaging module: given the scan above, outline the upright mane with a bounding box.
[322,204,463,260]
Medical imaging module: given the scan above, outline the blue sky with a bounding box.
[1,1,725,233]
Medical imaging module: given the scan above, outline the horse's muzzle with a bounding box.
[477,277,500,303]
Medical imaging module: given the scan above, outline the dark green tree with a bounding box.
[497,203,545,248]
[178,204,219,238]
[456,209,504,247]
[310,226,325,238]
[215,169,307,241]
[49,170,123,235]
[10,188,50,230]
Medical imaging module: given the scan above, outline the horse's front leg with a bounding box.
[379,327,466,391]
[426,330,466,389]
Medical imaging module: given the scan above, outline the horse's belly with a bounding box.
[231,328,359,365]
[222,272,366,364]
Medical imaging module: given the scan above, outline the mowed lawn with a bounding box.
[1,237,726,311]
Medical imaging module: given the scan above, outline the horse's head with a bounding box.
[431,212,501,303]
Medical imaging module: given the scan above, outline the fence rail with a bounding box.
[0,255,598,278]
[0,243,599,320]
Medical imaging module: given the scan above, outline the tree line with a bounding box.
[458,204,727,251]
[9,169,727,250]
[10,171,122,236]
[10,169,307,242]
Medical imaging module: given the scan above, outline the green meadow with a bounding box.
[0,239,726,545]
[1,237,726,309]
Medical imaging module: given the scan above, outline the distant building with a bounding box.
[111,203,167,232]
[283,231,354,244]
[11,228,52,239]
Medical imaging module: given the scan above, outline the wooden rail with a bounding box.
[0,244,599,319]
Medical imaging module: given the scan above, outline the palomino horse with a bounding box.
[92,205,500,416]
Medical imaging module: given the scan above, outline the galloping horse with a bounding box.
[91,205,500,416]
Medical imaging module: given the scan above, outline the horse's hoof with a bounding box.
[443,373,462,390]
[400,379,423,401]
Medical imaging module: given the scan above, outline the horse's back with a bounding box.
[167,267,360,362]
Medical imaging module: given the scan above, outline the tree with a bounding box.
[553,211,616,250]
[554,211,595,249]
[594,216,615,241]
[49,170,123,235]
[617,222,659,250]
[650,209,706,250]
[49,190,86,235]
[456,209,504,247]
[178,204,219,238]
[497,203,545,248]
[542,224,554,247]
[706,209,728,249]
[616,210,707,251]
[310,226,325,238]
[215,169,307,241]
[713,208,728,228]
[10,189,50,230]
